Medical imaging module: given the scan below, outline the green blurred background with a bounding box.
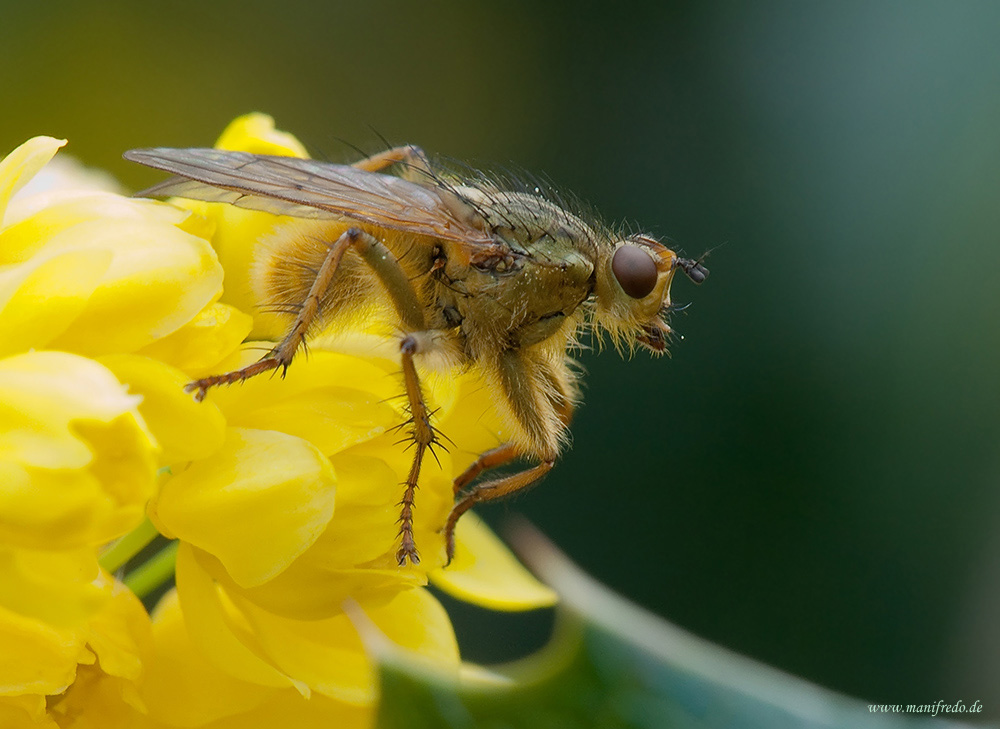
[4,0,999,715]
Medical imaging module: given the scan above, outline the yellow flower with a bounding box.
[139,590,371,729]
[0,137,232,726]
[0,556,151,729]
[45,581,151,728]
[0,138,225,359]
[0,351,156,550]
[0,120,557,728]
[133,114,558,726]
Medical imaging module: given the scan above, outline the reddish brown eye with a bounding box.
[612,245,658,298]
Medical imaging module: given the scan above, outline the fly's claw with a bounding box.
[394,497,421,566]
[395,540,420,566]
[183,380,211,403]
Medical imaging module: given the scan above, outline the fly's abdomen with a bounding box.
[251,220,399,338]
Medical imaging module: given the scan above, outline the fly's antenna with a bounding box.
[675,241,726,284]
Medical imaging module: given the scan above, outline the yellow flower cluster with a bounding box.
[0,115,555,728]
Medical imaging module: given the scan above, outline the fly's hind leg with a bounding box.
[186,226,428,400]
[353,144,476,228]
[185,226,361,401]
[352,145,432,180]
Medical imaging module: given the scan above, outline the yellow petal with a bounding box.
[308,454,405,566]
[224,382,397,459]
[232,586,458,706]
[136,302,253,375]
[174,546,306,693]
[0,351,158,549]
[227,600,372,705]
[433,368,511,476]
[0,137,66,227]
[0,461,89,551]
[0,695,57,728]
[209,691,370,729]
[151,428,336,587]
[141,587,275,726]
[209,349,401,452]
[5,151,125,214]
[372,586,459,664]
[0,466,146,552]
[47,664,146,729]
[0,603,91,695]
[84,577,151,682]
[334,435,454,569]
[0,190,218,359]
[41,218,223,355]
[0,193,188,264]
[201,545,424,621]
[0,248,112,357]
[431,513,558,611]
[299,449,452,573]
[215,113,309,157]
[142,584,370,729]
[189,202,289,339]
[180,453,432,618]
[0,546,109,627]
[0,350,144,466]
[98,354,227,465]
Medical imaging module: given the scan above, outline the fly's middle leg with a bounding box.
[395,333,439,566]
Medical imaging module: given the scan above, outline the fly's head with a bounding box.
[593,234,708,355]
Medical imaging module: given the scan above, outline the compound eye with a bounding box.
[612,245,658,299]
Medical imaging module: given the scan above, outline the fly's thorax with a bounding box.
[453,186,600,257]
[593,234,684,354]
[435,226,595,357]
[443,185,599,339]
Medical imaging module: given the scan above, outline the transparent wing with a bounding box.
[124,147,492,244]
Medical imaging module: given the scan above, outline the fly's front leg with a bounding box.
[443,350,575,564]
[453,443,521,495]
[186,226,427,400]
[444,459,555,564]
[451,370,575,496]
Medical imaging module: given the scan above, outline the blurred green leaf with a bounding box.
[374,528,987,729]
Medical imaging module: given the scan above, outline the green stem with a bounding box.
[124,541,179,599]
[99,517,159,573]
